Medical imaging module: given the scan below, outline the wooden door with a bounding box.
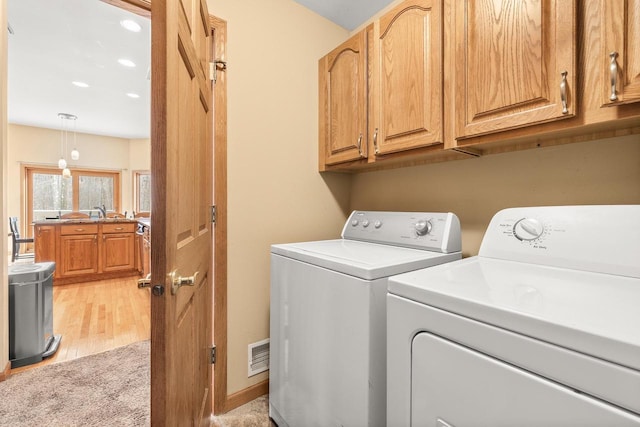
[319,29,368,167]
[453,0,576,139]
[372,0,443,156]
[602,0,640,106]
[151,0,213,425]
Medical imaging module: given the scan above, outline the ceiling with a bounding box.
[292,0,394,31]
[7,0,392,140]
[7,0,150,139]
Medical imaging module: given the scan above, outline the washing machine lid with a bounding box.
[388,257,640,372]
[271,239,461,280]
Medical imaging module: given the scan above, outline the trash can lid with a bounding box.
[8,262,55,283]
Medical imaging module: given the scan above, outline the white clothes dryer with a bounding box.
[269,211,462,427]
[387,205,640,426]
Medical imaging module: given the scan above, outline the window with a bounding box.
[25,166,121,227]
[134,171,151,214]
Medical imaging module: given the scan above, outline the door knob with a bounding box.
[170,270,199,295]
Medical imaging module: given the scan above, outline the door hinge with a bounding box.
[211,205,217,224]
[210,346,217,364]
[210,60,227,83]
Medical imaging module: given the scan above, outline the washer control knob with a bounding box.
[362,220,370,228]
[374,220,382,229]
[513,218,544,241]
[351,219,359,227]
[414,219,432,236]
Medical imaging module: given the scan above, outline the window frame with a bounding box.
[133,170,151,214]
[24,165,121,235]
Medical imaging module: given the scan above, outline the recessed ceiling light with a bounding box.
[126,93,140,98]
[120,19,142,33]
[118,58,136,68]
[72,81,89,88]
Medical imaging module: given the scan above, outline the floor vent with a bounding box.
[248,338,270,377]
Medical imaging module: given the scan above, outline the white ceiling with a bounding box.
[7,0,392,140]
[8,0,151,139]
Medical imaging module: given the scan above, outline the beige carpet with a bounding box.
[0,341,150,426]
[212,395,274,427]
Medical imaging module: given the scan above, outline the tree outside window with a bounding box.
[134,171,151,214]
[25,166,121,230]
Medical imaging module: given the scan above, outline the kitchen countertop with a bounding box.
[33,218,139,225]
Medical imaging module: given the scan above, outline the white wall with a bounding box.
[209,0,351,394]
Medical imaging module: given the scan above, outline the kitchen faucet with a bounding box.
[94,205,107,218]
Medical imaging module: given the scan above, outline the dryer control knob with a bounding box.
[374,220,382,229]
[513,218,544,241]
[362,220,370,228]
[415,219,432,236]
[351,219,359,227]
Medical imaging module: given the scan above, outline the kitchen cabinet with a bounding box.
[371,0,443,156]
[318,0,639,172]
[601,0,640,106]
[59,224,99,278]
[34,224,56,268]
[319,28,369,167]
[101,223,136,273]
[33,220,139,285]
[452,0,576,140]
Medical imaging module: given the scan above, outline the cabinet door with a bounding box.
[602,0,640,106]
[319,28,368,167]
[59,234,99,277]
[102,233,136,272]
[371,0,443,156]
[34,225,56,263]
[454,0,576,139]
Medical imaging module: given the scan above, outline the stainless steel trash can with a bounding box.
[8,262,61,368]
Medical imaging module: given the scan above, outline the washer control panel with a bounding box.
[342,211,461,253]
[479,205,640,277]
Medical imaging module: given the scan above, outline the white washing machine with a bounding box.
[270,210,462,427]
[387,205,640,426]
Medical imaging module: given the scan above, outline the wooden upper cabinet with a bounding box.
[319,28,369,167]
[453,0,576,140]
[602,0,640,106]
[371,0,443,156]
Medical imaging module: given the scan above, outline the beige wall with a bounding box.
[1,0,9,376]
[129,138,150,173]
[209,0,351,394]
[350,135,640,256]
[7,124,149,219]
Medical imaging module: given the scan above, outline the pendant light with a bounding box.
[57,113,79,176]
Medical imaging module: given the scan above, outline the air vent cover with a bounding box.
[248,338,270,377]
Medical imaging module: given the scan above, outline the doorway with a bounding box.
[3,0,228,416]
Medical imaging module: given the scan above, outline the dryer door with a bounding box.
[411,333,640,426]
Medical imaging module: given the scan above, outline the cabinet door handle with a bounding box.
[115,227,124,231]
[357,133,363,157]
[373,128,379,155]
[94,235,98,243]
[75,228,84,232]
[560,71,569,114]
[609,51,618,102]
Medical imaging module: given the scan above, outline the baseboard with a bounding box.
[0,361,11,382]
[224,379,269,413]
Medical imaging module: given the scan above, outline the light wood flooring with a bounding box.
[12,275,150,375]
